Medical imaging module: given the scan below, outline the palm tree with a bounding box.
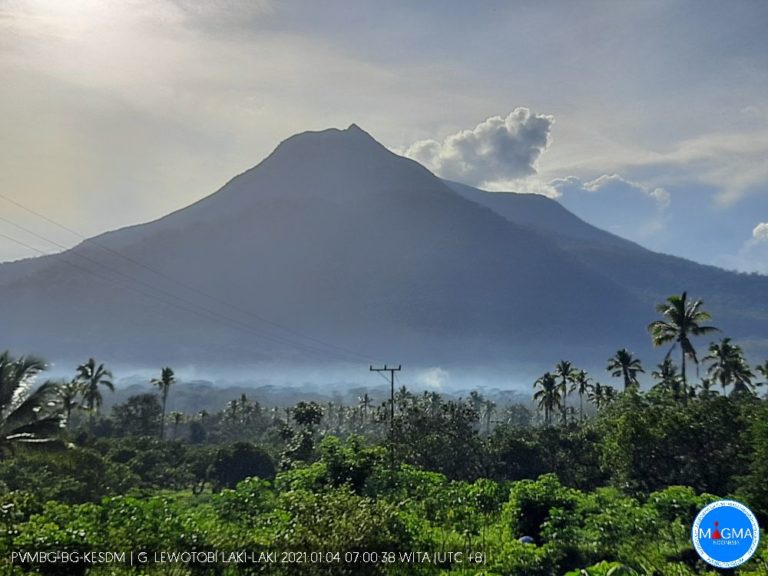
[54,379,82,427]
[0,351,61,454]
[75,358,114,427]
[704,338,755,396]
[323,401,335,432]
[756,361,768,390]
[394,385,412,412]
[226,400,239,423]
[482,398,496,434]
[420,391,442,418]
[589,382,606,411]
[696,377,718,399]
[554,360,576,425]
[569,369,593,422]
[358,393,372,426]
[650,357,684,401]
[151,367,175,439]
[466,389,481,410]
[533,372,561,426]
[168,411,184,439]
[648,292,718,387]
[607,348,644,390]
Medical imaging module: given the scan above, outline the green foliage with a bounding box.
[110,393,162,437]
[291,401,323,429]
[274,487,412,575]
[0,350,63,454]
[318,435,384,493]
[213,477,274,527]
[391,395,484,481]
[0,448,137,503]
[504,474,580,541]
[210,442,276,490]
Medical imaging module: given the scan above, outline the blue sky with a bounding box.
[1,0,767,272]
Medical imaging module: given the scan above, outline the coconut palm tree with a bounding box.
[648,292,718,387]
[554,360,576,425]
[569,369,593,422]
[696,377,718,399]
[421,391,442,418]
[151,367,175,439]
[756,361,768,389]
[607,348,644,390]
[226,400,239,423]
[168,411,184,439]
[464,389,479,410]
[589,382,606,411]
[75,358,114,427]
[394,385,412,412]
[650,357,684,401]
[54,379,82,427]
[482,398,496,435]
[323,401,336,432]
[358,393,372,426]
[704,338,755,396]
[533,372,561,426]
[0,351,61,454]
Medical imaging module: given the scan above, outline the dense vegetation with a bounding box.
[1,293,768,575]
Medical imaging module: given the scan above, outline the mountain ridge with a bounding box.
[0,125,765,376]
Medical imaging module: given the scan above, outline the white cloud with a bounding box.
[416,367,450,390]
[753,222,768,243]
[586,130,768,208]
[551,173,672,242]
[484,177,561,198]
[554,173,671,211]
[715,223,768,274]
[401,108,554,188]
[649,187,671,210]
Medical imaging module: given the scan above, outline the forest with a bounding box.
[1,292,768,575]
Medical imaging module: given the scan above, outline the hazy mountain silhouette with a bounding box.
[0,125,765,373]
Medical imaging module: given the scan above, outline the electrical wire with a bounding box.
[0,192,372,362]
[0,220,366,361]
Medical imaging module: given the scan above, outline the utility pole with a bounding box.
[370,364,401,474]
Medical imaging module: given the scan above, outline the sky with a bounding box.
[1,0,767,272]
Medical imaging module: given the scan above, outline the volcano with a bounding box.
[0,125,765,374]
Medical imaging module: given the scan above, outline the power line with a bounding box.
[0,192,371,362]
[0,220,358,359]
[0,231,277,360]
[0,231,47,253]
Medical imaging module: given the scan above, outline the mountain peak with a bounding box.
[345,122,365,133]
[274,124,381,152]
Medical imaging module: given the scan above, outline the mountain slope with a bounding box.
[0,125,765,374]
[0,125,648,368]
[446,180,768,355]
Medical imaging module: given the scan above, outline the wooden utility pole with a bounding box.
[370,364,401,473]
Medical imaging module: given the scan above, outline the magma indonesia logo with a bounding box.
[692,500,760,569]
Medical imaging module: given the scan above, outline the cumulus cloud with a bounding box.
[402,108,554,188]
[753,222,768,243]
[554,174,671,212]
[715,223,768,274]
[569,174,672,210]
[551,173,671,242]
